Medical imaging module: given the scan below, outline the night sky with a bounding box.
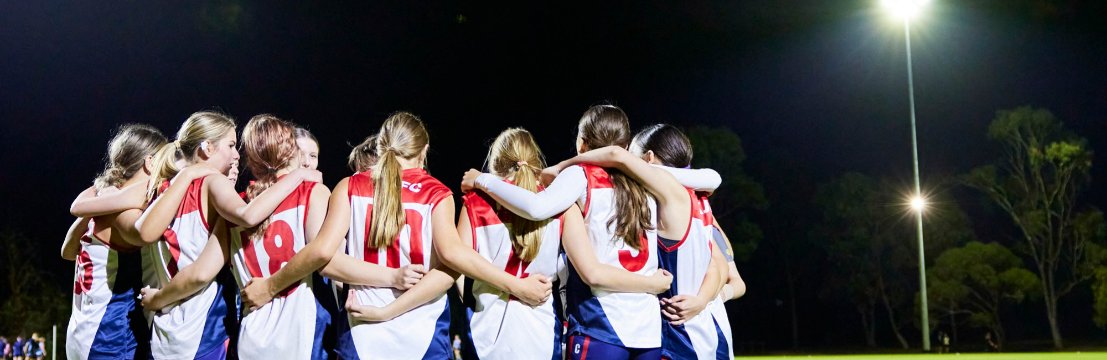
[2,0,1106,351]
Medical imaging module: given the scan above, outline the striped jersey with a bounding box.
[336,168,453,360]
[67,218,147,360]
[564,164,661,349]
[463,190,565,360]
[229,181,327,359]
[146,177,231,360]
[657,189,721,359]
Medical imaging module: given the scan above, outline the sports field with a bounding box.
[745,353,1107,360]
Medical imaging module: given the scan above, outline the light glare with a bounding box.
[882,0,930,20]
[910,196,927,212]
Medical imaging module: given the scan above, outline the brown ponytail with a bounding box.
[243,114,299,202]
[630,124,692,168]
[369,112,429,249]
[485,128,549,262]
[241,114,299,235]
[94,124,167,191]
[578,105,653,251]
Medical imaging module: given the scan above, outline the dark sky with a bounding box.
[2,0,1105,349]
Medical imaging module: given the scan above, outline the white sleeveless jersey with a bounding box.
[700,196,734,359]
[335,169,454,360]
[147,177,230,360]
[564,164,661,349]
[67,218,146,360]
[229,182,327,359]
[464,190,565,360]
[657,189,721,359]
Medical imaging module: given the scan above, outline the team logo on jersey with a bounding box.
[574,344,581,354]
[402,181,423,193]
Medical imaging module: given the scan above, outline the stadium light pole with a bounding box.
[882,0,931,352]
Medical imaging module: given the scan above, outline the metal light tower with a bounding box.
[882,0,932,352]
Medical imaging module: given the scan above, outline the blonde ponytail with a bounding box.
[146,141,182,201]
[368,112,429,249]
[485,128,549,262]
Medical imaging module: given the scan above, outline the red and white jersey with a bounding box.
[229,182,326,359]
[656,189,719,359]
[464,190,565,360]
[565,164,661,349]
[337,169,454,360]
[67,219,145,360]
[146,177,230,360]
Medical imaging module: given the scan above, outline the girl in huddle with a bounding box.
[133,111,318,360]
[295,127,320,170]
[460,128,675,359]
[463,105,721,360]
[62,124,171,359]
[625,124,735,359]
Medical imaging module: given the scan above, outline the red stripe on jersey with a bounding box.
[581,165,613,189]
[179,177,210,231]
[580,336,591,360]
[463,192,504,228]
[580,164,613,218]
[162,228,182,277]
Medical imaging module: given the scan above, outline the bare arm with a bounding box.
[70,183,146,217]
[109,209,146,248]
[347,267,457,322]
[208,169,320,227]
[136,166,219,243]
[441,200,551,306]
[141,219,230,311]
[61,217,90,261]
[321,252,418,288]
[464,166,587,221]
[561,204,672,294]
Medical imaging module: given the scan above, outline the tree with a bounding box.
[927,241,1039,349]
[964,106,1107,349]
[814,173,907,348]
[0,231,71,338]
[815,173,970,348]
[687,126,767,261]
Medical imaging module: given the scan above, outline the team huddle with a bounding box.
[62,104,747,360]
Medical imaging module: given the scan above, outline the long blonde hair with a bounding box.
[485,128,549,262]
[94,124,167,191]
[368,112,428,249]
[578,105,652,251]
[147,111,236,200]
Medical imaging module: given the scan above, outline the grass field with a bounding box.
[743,353,1107,360]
